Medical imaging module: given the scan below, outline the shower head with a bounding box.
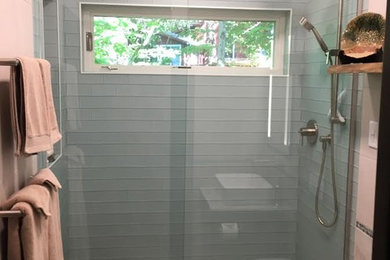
[299,17,329,53]
[299,17,314,31]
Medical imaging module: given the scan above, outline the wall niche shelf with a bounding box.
[328,62,383,74]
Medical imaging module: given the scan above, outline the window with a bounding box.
[81,4,291,76]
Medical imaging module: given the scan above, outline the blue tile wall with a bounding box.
[295,0,361,259]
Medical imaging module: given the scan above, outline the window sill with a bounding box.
[81,65,286,77]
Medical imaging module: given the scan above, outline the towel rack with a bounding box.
[0,58,23,218]
[0,58,20,67]
[0,57,59,167]
[0,59,24,219]
[0,210,24,218]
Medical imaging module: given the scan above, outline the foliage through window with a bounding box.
[94,16,275,68]
[81,4,291,75]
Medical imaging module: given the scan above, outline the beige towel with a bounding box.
[37,59,62,146]
[10,57,62,155]
[9,62,24,154]
[0,168,64,260]
[28,168,64,260]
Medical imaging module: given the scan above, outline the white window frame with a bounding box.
[80,3,291,76]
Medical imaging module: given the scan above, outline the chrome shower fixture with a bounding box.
[299,17,329,54]
[299,16,344,228]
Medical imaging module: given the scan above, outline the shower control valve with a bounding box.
[320,135,332,143]
[298,120,319,146]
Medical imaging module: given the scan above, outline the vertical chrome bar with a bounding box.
[331,0,344,123]
[336,0,344,51]
[331,73,339,122]
[357,0,364,15]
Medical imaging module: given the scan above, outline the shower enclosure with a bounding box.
[42,0,363,259]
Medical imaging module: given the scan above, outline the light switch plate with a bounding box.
[368,120,379,149]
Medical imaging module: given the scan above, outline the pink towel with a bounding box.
[0,168,64,260]
[10,56,61,155]
[28,168,64,260]
[37,59,62,146]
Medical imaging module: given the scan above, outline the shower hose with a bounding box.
[315,122,339,227]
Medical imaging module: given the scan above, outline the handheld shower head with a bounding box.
[299,16,329,53]
[299,17,314,31]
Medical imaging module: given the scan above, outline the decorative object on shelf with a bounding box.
[328,62,383,74]
[339,12,385,64]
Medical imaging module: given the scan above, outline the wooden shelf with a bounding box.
[328,62,382,74]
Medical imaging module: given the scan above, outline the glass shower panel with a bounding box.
[38,0,63,169]
[183,75,298,259]
[65,73,188,259]
[53,0,363,259]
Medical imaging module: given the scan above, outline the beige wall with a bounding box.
[354,74,382,260]
[369,0,387,17]
[353,1,387,258]
[0,1,37,259]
